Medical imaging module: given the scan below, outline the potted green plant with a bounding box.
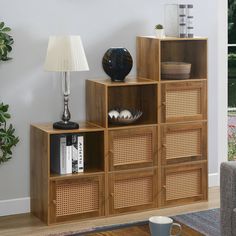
[0,22,14,61]
[155,24,165,38]
[0,21,19,164]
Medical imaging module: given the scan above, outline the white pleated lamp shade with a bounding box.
[44,35,89,72]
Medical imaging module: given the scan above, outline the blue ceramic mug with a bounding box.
[149,216,182,236]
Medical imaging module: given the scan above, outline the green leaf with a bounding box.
[3,113,10,119]
[6,45,12,52]
[2,27,11,32]
[2,104,9,112]
[0,22,5,29]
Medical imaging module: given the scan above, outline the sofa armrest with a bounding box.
[221,162,236,236]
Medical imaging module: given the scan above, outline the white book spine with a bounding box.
[60,137,67,174]
[77,136,84,172]
[66,144,72,174]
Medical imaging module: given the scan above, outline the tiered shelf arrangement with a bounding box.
[31,37,208,225]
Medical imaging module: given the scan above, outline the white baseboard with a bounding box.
[209,172,220,187]
[0,173,220,217]
[0,197,30,216]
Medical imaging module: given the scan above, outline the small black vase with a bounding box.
[102,47,133,82]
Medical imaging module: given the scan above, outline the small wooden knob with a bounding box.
[162,144,167,148]
[162,102,166,106]
[163,185,166,189]
[110,193,114,197]
[52,200,56,205]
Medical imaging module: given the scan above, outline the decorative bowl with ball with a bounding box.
[108,108,142,125]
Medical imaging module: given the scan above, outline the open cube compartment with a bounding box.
[161,40,207,80]
[108,84,157,127]
[50,130,104,176]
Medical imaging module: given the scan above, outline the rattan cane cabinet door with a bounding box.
[49,175,104,223]
[161,81,207,123]
[109,168,158,214]
[161,163,207,207]
[108,126,157,171]
[161,122,207,165]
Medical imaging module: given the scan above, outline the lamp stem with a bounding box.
[62,72,71,123]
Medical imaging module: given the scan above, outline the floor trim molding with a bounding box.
[0,173,219,217]
[0,197,30,217]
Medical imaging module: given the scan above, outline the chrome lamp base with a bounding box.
[53,71,79,130]
[53,121,79,130]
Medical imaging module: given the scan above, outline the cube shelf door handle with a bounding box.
[110,193,114,197]
[162,144,167,148]
[162,102,166,106]
[52,200,56,205]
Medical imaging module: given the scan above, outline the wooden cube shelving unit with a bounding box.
[31,37,208,225]
[30,122,105,224]
[137,36,208,208]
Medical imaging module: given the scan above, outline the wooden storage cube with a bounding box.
[86,78,158,128]
[108,84,157,127]
[161,40,207,80]
[49,174,104,223]
[136,37,207,81]
[161,122,207,165]
[109,126,157,170]
[50,131,104,176]
[109,169,157,214]
[161,81,207,123]
[161,163,207,207]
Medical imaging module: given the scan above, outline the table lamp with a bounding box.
[44,35,89,129]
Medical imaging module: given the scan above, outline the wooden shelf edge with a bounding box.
[86,77,158,86]
[31,122,105,134]
[108,123,158,130]
[160,78,207,83]
[137,36,208,41]
[50,171,105,180]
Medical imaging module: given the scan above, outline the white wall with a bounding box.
[0,0,222,212]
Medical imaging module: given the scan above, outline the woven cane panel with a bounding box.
[166,170,201,201]
[114,176,153,209]
[112,133,153,166]
[166,129,201,159]
[166,89,201,118]
[56,181,99,217]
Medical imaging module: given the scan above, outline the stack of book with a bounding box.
[50,134,84,174]
[179,4,194,38]
[164,4,194,38]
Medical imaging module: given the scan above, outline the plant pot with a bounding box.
[155,29,165,38]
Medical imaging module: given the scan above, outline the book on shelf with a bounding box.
[50,135,67,174]
[66,135,72,174]
[72,134,84,173]
[50,134,84,175]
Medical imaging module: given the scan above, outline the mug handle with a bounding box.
[171,223,182,236]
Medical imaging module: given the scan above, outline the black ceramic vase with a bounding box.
[102,47,133,82]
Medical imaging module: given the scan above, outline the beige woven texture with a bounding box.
[114,177,153,209]
[113,133,153,166]
[166,170,201,201]
[166,89,201,118]
[166,129,201,159]
[56,181,99,217]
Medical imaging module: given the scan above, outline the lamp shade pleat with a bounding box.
[44,35,89,72]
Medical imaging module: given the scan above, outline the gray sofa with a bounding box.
[221,162,236,236]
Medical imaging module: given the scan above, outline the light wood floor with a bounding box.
[0,187,219,236]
